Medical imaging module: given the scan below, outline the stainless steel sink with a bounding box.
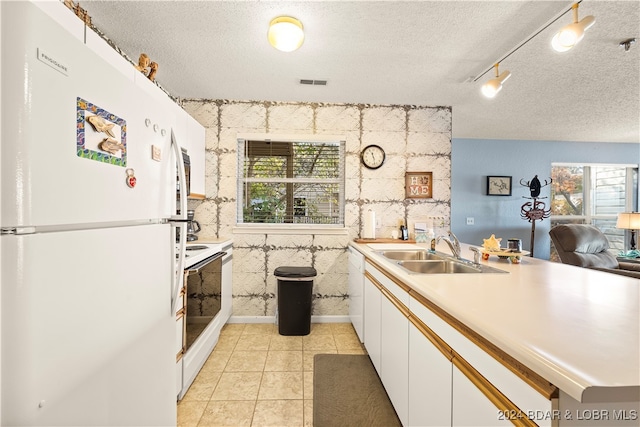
[374,248,508,274]
[396,260,508,275]
[398,260,479,274]
[375,250,445,261]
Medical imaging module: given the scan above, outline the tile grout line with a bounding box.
[180,323,363,427]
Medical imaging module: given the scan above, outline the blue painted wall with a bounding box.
[451,139,640,260]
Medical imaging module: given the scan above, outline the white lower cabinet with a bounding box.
[357,253,552,427]
[363,276,382,374]
[381,296,409,426]
[408,322,452,426]
[452,365,513,426]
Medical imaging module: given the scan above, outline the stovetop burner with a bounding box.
[186,245,209,251]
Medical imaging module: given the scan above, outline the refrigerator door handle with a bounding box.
[171,128,188,221]
[170,128,188,314]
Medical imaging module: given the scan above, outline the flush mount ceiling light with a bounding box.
[551,2,595,52]
[268,16,304,52]
[481,64,511,99]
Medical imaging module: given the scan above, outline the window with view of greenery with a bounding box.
[237,139,345,226]
[550,163,638,260]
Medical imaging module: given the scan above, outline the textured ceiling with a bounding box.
[81,1,640,143]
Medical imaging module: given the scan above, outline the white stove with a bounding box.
[179,243,220,268]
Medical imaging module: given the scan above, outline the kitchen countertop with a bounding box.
[183,238,232,268]
[350,241,640,404]
[187,236,232,245]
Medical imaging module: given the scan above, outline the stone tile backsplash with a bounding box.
[183,100,451,317]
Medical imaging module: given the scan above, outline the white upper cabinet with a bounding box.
[186,113,205,198]
[170,103,205,199]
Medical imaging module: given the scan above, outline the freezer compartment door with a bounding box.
[1,224,176,426]
[1,1,177,228]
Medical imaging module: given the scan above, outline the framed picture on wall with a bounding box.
[405,172,433,198]
[486,176,512,196]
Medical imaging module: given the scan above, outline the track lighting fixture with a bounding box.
[472,1,595,99]
[551,3,595,52]
[268,16,304,52]
[481,64,511,99]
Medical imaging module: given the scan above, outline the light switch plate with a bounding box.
[151,145,161,161]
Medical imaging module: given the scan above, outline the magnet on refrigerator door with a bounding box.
[77,97,127,166]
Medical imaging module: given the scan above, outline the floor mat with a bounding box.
[313,354,402,427]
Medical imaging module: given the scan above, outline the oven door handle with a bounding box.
[186,251,227,275]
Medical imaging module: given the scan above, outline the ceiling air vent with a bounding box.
[299,79,327,86]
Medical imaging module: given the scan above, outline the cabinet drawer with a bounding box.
[410,295,556,426]
[365,261,409,305]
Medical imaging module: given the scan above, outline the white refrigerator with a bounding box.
[1,1,187,425]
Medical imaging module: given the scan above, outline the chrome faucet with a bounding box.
[436,231,462,259]
[469,246,482,265]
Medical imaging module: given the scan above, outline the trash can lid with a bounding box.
[274,266,317,278]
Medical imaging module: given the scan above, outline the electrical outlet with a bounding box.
[466,217,475,225]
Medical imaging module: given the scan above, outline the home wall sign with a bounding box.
[405,172,432,199]
[76,97,127,167]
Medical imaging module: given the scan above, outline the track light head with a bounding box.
[481,64,511,99]
[620,38,636,52]
[552,3,595,52]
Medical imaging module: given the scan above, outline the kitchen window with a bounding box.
[237,137,345,226]
[550,163,638,259]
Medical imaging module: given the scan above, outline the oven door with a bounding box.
[184,251,226,351]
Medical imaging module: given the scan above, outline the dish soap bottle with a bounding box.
[428,219,436,251]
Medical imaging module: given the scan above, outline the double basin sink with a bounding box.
[375,249,507,275]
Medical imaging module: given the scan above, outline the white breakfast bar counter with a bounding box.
[349,241,639,426]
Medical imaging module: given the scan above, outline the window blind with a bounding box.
[238,139,345,225]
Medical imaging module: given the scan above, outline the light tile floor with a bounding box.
[177,323,366,427]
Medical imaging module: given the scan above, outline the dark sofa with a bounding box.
[549,224,640,279]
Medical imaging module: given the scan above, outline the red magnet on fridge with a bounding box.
[125,168,137,188]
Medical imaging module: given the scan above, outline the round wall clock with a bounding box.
[361,145,385,169]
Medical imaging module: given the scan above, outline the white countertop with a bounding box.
[183,239,232,268]
[188,236,233,245]
[351,241,640,404]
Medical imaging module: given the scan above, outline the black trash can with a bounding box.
[274,266,317,336]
